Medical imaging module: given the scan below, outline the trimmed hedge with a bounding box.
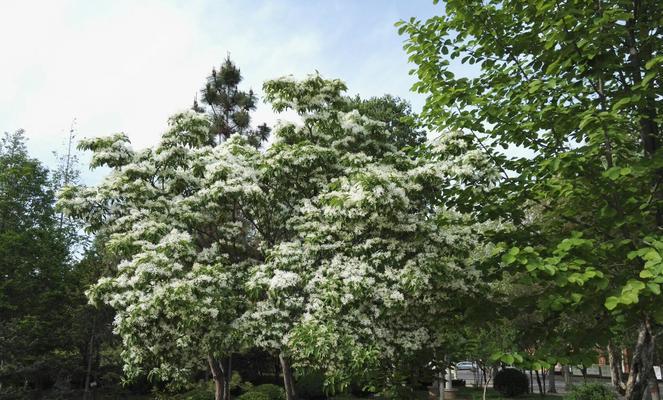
[493,368,528,397]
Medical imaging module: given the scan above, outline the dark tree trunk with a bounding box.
[547,367,556,393]
[83,315,97,400]
[275,356,281,385]
[279,353,297,400]
[580,365,587,383]
[649,376,661,400]
[224,355,232,400]
[562,365,572,391]
[535,369,543,396]
[209,355,226,400]
[624,319,656,400]
[608,342,626,394]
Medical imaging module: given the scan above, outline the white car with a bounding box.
[455,361,477,371]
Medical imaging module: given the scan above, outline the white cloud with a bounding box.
[0,0,436,183]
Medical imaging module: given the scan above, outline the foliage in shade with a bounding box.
[238,391,271,400]
[0,131,85,390]
[563,383,617,400]
[493,368,529,397]
[251,384,286,400]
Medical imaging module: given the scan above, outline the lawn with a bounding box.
[454,387,562,400]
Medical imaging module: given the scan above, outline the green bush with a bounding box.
[295,373,327,400]
[563,383,617,400]
[238,391,271,400]
[252,384,286,400]
[493,368,528,397]
[179,387,214,400]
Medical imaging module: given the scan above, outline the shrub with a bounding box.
[180,387,214,400]
[451,379,466,388]
[295,373,327,400]
[238,391,271,400]
[563,383,617,400]
[224,369,256,395]
[493,368,529,397]
[252,384,286,400]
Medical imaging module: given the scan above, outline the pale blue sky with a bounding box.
[1,0,443,183]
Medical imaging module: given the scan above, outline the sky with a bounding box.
[1,0,441,183]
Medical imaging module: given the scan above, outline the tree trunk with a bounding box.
[580,365,587,383]
[535,369,543,396]
[649,376,661,400]
[548,367,556,393]
[209,355,226,400]
[529,370,533,393]
[279,353,297,400]
[562,365,572,391]
[83,315,97,400]
[608,342,626,394]
[438,371,445,400]
[224,354,232,400]
[624,319,656,400]
[275,356,281,385]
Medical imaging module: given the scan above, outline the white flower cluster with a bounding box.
[61,74,500,388]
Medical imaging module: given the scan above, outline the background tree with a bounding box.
[0,131,76,391]
[195,57,270,147]
[398,1,662,399]
[343,94,426,150]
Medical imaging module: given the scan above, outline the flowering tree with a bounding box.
[60,73,499,400]
[242,75,500,397]
[59,113,263,399]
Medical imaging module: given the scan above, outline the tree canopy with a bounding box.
[398,0,662,398]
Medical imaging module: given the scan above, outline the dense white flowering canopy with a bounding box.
[60,112,263,384]
[59,73,499,389]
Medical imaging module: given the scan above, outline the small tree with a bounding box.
[195,57,270,147]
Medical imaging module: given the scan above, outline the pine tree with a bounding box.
[195,57,270,147]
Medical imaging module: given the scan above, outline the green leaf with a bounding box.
[645,55,663,69]
[646,282,660,295]
[501,354,515,365]
[612,97,636,111]
[604,296,619,310]
[640,270,654,279]
[642,71,657,87]
[604,166,621,180]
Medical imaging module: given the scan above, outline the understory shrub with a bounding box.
[178,386,214,400]
[493,368,528,397]
[238,391,270,400]
[296,373,327,400]
[451,379,466,387]
[563,383,616,400]
[252,384,286,400]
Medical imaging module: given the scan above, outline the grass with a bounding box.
[456,386,562,400]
